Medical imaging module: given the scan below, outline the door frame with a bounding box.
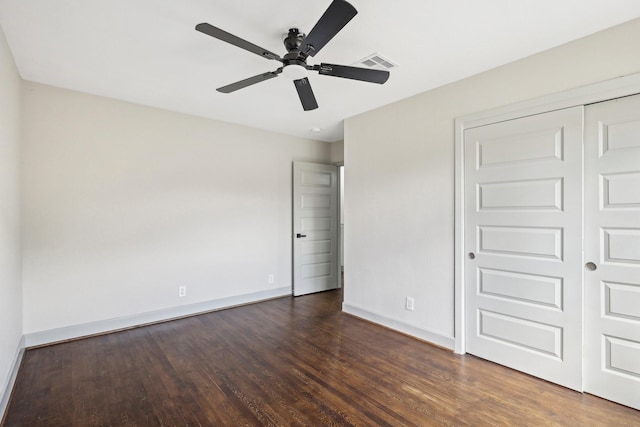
[454,72,640,354]
[334,161,344,288]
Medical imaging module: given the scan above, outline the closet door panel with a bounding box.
[464,106,584,391]
[584,94,640,410]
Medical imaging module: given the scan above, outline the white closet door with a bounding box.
[464,107,583,391]
[584,94,640,410]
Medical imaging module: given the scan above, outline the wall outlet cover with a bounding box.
[406,297,415,311]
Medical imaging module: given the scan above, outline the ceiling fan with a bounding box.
[195,0,390,111]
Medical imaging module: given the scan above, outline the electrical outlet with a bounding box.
[179,286,187,297]
[268,274,274,284]
[405,297,415,311]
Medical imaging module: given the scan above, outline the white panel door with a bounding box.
[293,162,339,296]
[464,107,584,390]
[584,94,640,410]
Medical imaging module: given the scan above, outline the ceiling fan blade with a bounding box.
[217,70,282,93]
[293,78,319,111]
[316,63,389,84]
[196,23,282,62]
[299,0,357,57]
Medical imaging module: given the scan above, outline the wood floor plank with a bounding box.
[3,289,640,426]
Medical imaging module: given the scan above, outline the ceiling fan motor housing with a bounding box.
[283,28,306,55]
[282,28,310,80]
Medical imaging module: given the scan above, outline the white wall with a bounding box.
[0,24,22,414]
[343,18,640,347]
[21,82,330,335]
[329,139,344,165]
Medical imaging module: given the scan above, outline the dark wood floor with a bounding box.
[3,289,639,426]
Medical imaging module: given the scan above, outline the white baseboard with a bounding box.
[342,303,455,350]
[24,286,291,348]
[1,335,25,423]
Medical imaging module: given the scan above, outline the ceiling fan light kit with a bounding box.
[282,64,308,80]
[195,0,390,111]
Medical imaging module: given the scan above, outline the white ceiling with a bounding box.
[1,1,640,142]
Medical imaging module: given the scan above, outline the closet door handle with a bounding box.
[585,262,597,271]
[296,233,307,238]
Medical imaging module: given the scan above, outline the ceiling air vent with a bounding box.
[354,53,398,71]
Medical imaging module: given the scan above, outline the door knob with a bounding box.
[468,252,476,260]
[296,233,307,238]
[585,262,597,271]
